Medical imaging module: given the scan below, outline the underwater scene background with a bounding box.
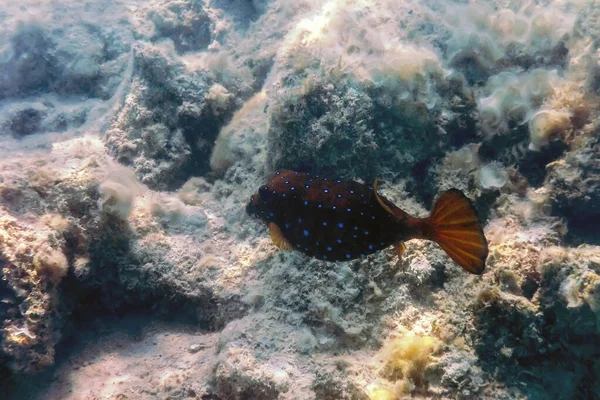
[0,0,599,398]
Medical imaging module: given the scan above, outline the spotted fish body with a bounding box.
[247,170,489,274]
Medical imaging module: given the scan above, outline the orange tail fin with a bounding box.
[425,189,488,274]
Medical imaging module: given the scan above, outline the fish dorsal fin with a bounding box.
[269,223,293,251]
[373,178,395,215]
[373,178,406,221]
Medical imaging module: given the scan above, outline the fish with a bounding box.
[246,170,488,274]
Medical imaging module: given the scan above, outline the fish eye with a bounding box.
[259,185,274,201]
[250,195,260,206]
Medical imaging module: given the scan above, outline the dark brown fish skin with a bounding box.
[246,170,424,261]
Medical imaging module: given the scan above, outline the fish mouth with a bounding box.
[246,195,259,216]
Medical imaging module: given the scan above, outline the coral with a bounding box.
[0,8,133,100]
[535,246,600,398]
[0,22,57,98]
[266,69,466,184]
[104,40,246,189]
[264,0,479,185]
[267,77,380,179]
[428,350,486,398]
[472,220,600,400]
[146,0,214,53]
[0,98,93,142]
[0,215,68,373]
[3,105,46,137]
[538,246,600,335]
[545,136,600,244]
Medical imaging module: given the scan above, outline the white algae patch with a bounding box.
[0,0,600,399]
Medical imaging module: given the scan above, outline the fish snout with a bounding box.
[246,195,259,217]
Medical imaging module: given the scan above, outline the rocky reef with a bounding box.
[0,0,599,399]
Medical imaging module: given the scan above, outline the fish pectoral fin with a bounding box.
[269,223,293,251]
[394,242,407,260]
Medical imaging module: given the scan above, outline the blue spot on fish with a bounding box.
[368,244,373,250]
[303,230,309,237]
[324,189,329,193]
[338,222,344,228]
[345,254,351,259]
[327,247,332,251]
[322,222,327,226]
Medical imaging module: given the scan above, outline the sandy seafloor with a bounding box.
[0,0,599,399]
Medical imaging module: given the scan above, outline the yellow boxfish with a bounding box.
[246,170,488,274]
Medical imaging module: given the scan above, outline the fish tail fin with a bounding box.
[424,189,488,274]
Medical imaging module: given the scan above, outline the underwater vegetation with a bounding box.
[0,0,599,399]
